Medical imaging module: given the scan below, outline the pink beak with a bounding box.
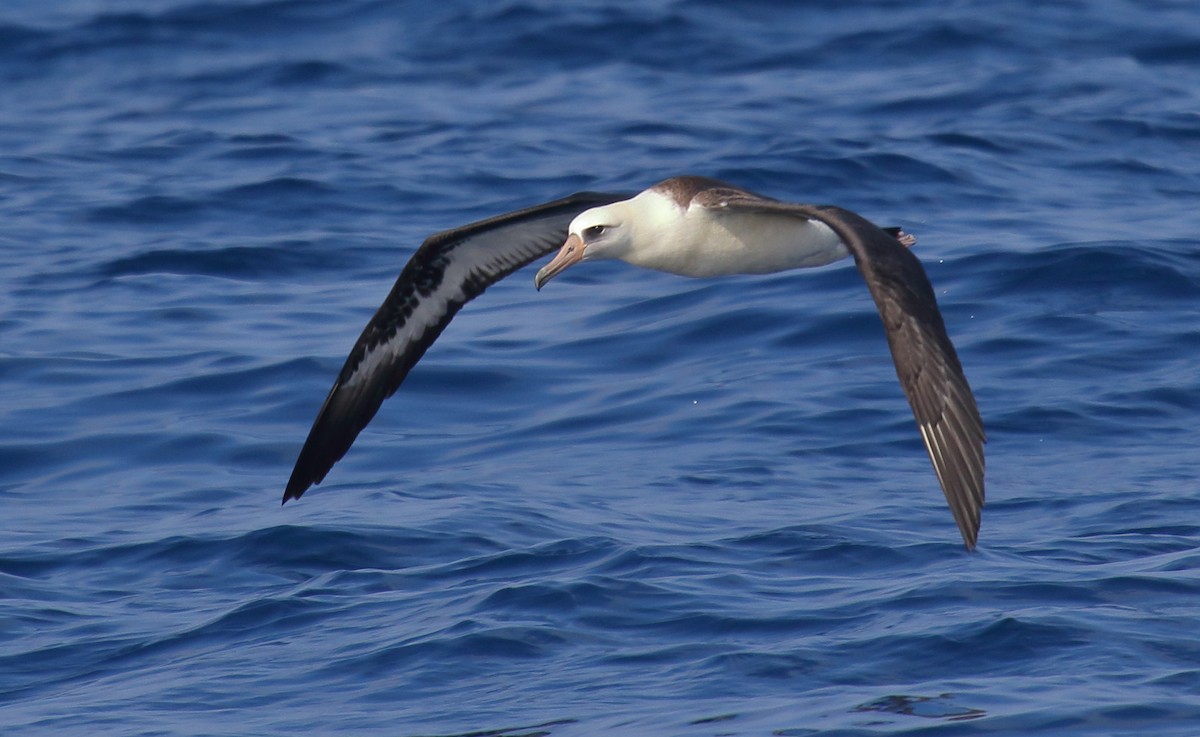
[534,233,586,290]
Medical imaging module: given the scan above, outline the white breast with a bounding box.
[623,191,850,278]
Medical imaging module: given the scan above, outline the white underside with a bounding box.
[615,190,849,278]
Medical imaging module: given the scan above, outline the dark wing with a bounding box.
[700,191,986,549]
[284,191,626,503]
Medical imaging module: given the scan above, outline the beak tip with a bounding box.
[535,233,584,292]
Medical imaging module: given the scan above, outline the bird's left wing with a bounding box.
[697,190,986,548]
[284,191,626,502]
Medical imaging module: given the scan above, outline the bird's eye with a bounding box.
[584,225,607,239]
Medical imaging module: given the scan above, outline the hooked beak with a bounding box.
[534,233,585,291]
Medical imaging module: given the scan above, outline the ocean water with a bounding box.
[3,1,1200,735]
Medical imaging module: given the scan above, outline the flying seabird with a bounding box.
[283,176,986,548]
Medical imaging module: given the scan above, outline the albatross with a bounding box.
[283,176,986,548]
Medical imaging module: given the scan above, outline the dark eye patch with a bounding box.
[584,225,607,239]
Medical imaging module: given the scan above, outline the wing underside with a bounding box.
[284,191,624,502]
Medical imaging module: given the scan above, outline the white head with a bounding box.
[533,200,637,289]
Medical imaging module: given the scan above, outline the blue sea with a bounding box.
[3,1,1200,735]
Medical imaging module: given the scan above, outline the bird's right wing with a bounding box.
[284,191,626,502]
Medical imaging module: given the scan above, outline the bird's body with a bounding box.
[284,176,986,548]
[581,182,849,277]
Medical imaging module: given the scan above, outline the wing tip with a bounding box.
[959,522,980,551]
[948,475,984,551]
[282,479,309,505]
[282,461,320,504]
[952,475,985,551]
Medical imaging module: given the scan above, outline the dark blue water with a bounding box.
[4,1,1200,735]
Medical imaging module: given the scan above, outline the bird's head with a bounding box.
[534,204,632,290]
